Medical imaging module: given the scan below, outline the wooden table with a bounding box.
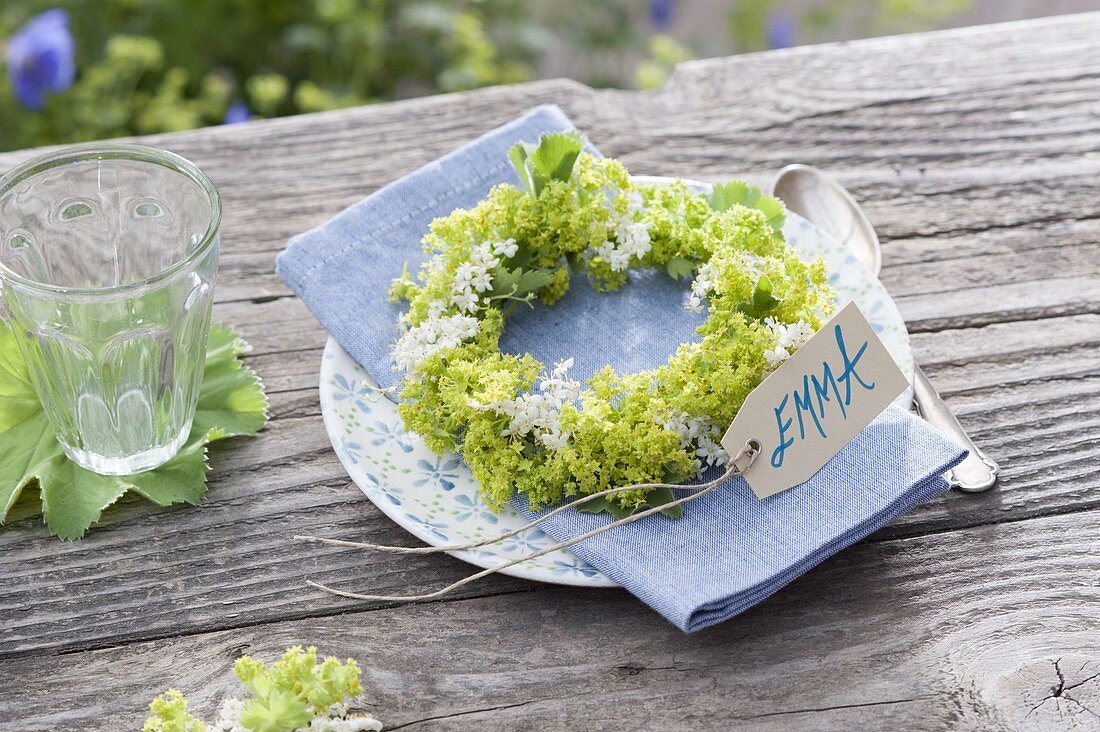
[2,14,1098,731]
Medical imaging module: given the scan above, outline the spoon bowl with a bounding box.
[772,164,882,276]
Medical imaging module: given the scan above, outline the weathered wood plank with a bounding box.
[0,313,1094,657]
[0,16,1097,728]
[2,509,1097,731]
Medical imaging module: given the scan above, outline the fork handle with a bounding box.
[913,365,999,492]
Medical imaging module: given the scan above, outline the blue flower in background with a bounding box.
[6,9,75,111]
[766,11,796,50]
[649,0,674,30]
[223,101,252,125]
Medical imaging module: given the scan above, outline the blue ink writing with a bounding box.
[769,323,877,469]
[771,394,795,469]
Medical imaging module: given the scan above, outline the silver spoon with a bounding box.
[772,164,998,492]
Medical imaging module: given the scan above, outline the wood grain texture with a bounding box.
[1,12,1099,730]
[2,509,1098,730]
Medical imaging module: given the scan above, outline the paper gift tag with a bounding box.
[721,301,909,499]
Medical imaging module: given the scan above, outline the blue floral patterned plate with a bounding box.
[318,177,914,588]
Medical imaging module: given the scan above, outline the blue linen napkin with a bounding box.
[277,105,967,632]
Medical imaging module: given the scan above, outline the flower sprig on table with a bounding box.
[144,646,382,732]
[389,132,834,516]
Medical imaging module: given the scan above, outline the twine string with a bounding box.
[297,475,720,556]
[301,440,759,603]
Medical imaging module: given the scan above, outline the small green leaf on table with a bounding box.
[0,323,268,540]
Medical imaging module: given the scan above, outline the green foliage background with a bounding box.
[0,0,543,151]
[0,0,971,153]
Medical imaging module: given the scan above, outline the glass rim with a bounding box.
[0,142,222,298]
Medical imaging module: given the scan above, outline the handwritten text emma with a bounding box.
[770,323,877,468]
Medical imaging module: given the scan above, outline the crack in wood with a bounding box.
[741,696,932,720]
[1027,658,1100,721]
[382,699,538,730]
[38,585,544,661]
[877,212,1100,243]
[1,499,1095,667]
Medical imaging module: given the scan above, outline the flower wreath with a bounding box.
[389,133,835,517]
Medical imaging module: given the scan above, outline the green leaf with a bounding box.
[665,256,696,280]
[576,497,638,519]
[0,321,268,540]
[126,441,211,507]
[508,144,534,196]
[576,495,612,515]
[576,494,636,519]
[735,275,781,320]
[489,266,521,297]
[508,132,584,196]
[645,486,684,519]
[191,324,269,440]
[565,251,586,274]
[709,181,786,238]
[514,268,554,295]
[575,486,682,519]
[529,132,584,190]
[240,691,312,732]
[490,266,553,298]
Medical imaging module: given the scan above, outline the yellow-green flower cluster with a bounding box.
[390,137,834,515]
[144,646,381,732]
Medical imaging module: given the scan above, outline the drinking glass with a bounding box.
[0,144,221,475]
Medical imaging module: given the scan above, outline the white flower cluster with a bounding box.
[763,317,815,371]
[207,698,246,732]
[206,699,382,732]
[471,358,582,451]
[686,254,764,313]
[391,311,480,374]
[663,410,729,476]
[391,239,519,374]
[595,191,651,271]
[451,239,515,312]
[686,260,716,313]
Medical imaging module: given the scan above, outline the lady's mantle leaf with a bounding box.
[0,322,268,540]
[576,486,682,520]
[665,256,695,280]
[709,181,786,238]
[735,275,781,320]
[191,324,269,439]
[508,132,585,196]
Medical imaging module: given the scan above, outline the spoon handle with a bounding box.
[912,365,999,492]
